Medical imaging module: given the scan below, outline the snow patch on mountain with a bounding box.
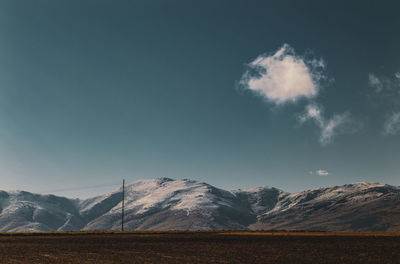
[85,178,248,218]
[264,182,395,216]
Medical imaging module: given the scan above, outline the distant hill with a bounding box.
[1,178,399,232]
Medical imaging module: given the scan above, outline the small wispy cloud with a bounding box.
[316,169,329,176]
[299,104,357,146]
[368,72,400,94]
[309,169,330,176]
[368,73,384,93]
[368,72,400,135]
[384,112,400,135]
[239,44,326,104]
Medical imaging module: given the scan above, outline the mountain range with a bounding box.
[1,178,399,232]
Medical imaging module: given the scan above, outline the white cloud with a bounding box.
[239,44,358,145]
[384,112,400,135]
[240,44,325,104]
[395,72,400,80]
[300,104,323,125]
[316,169,329,176]
[300,104,355,146]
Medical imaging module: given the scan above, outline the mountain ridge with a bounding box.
[1,178,399,232]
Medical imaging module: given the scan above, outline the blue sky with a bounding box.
[0,0,399,197]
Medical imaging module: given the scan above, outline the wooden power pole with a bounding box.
[121,179,125,232]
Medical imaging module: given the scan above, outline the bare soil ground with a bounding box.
[0,231,400,263]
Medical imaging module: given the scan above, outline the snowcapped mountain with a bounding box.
[80,178,255,230]
[250,182,400,231]
[0,191,84,232]
[0,178,399,232]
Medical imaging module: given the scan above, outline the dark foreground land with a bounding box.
[1,231,400,263]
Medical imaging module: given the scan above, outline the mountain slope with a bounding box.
[80,178,255,230]
[233,186,287,220]
[0,179,399,232]
[249,183,400,231]
[0,191,84,232]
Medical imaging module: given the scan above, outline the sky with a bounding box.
[0,0,399,198]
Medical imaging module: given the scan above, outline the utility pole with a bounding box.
[121,178,125,232]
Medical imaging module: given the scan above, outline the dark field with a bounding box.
[1,231,400,263]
